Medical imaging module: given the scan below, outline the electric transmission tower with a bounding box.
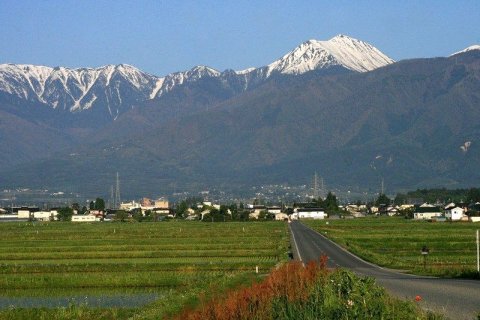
[312,172,320,199]
[114,172,121,209]
[109,185,114,209]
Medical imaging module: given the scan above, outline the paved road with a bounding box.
[290,221,480,320]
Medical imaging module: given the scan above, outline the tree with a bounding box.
[375,193,391,206]
[258,210,268,220]
[203,207,232,222]
[114,210,129,222]
[399,207,414,219]
[71,203,80,212]
[131,208,143,222]
[258,210,274,220]
[176,200,189,218]
[467,188,480,203]
[95,198,105,210]
[89,201,95,210]
[324,192,339,213]
[229,203,239,220]
[143,210,153,222]
[57,207,73,221]
[394,193,407,205]
[237,209,250,221]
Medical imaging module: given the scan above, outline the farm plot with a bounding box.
[303,217,479,277]
[0,221,289,319]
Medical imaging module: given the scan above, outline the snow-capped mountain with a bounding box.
[0,63,158,118]
[0,35,394,117]
[451,44,480,56]
[150,65,221,99]
[265,34,394,75]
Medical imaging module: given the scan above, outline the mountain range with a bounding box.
[0,35,479,198]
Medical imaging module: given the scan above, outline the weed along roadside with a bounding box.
[174,257,441,320]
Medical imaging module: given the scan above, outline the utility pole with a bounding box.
[381,177,385,195]
[477,229,479,273]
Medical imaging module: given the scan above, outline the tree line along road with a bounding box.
[289,221,480,320]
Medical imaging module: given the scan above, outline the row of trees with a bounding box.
[311,192,340,213]
[394,188,480,205]
[53,197,107,221]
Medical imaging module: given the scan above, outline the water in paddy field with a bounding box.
[0,288,161,308]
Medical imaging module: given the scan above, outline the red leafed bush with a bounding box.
[174,256,328,320]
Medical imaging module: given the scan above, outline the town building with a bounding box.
[413,204,442,220]
[295,208,326,219]
[445,207,465,221]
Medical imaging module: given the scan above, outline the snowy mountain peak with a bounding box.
[0,63,158,115]
[0,35,395,116]
[188,65,221,77]
[266,35,394,75]
[149,65,221,99]
[450,45,480,56]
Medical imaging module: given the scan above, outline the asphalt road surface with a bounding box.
[289,220,480,320]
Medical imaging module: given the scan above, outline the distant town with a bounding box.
[1,185,480,224]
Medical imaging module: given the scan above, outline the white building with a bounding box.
[33,210,58,221]
[72,215,99,222]
[445,207,465,221]
[248,205,267,219]
[17,208,57,221]
[274,212,289,221]
[413,204,442,220]
[119,201,141,211]
[295,208,326,219]
[267,207,282,214]
[386,206,399,216]
[154,199,169,208]
[18,209,32,219]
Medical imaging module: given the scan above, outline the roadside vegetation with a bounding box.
[175,257,442,320]
[304,217,480,278]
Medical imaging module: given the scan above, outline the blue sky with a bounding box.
[0,1,478,76]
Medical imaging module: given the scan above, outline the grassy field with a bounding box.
[0,221,290,319]
[303,217,480,277]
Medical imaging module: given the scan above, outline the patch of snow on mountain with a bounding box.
[82,94,97,110]
[150,78,165,99]
[104,65,116,87]
[450,45,480,56]
[235,67,255,75]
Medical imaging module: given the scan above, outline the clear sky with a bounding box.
[0,0,479,76]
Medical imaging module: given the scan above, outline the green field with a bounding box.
[303,217,480,277]
[0,221,290,319]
